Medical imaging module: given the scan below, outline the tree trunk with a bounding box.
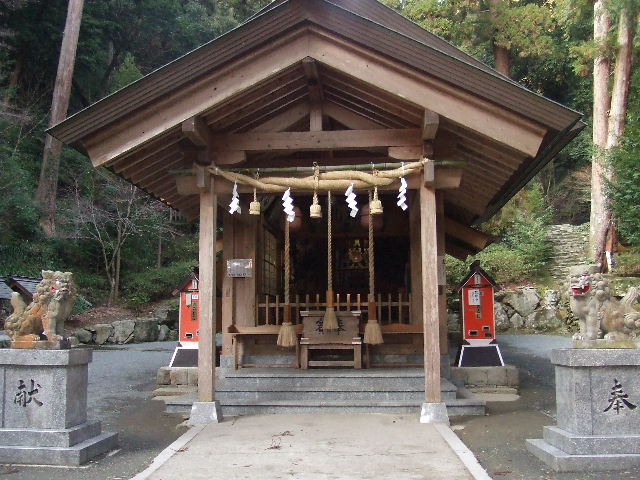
[593,7,635,268]
[35,0,85,236]
[3,50,23,106]
[489,0,511,77]
[607,8,634,149]
[156,235,163,268]
[493,45,511,77]
[589,0,611,265]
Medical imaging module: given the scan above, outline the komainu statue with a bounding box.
[5,271,76,349]
[569,271,640,345]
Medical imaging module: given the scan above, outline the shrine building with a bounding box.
[50,0,583,421]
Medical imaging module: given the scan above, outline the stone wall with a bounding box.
[547,224,589,281]
[449,286,572,334]
[71,317,179,345]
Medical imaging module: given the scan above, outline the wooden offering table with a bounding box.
[300,311,362,369]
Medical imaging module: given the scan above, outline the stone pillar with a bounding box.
[0,349,117,465]
[527,349,640,472]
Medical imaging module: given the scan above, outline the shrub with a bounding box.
[122,260,196,307]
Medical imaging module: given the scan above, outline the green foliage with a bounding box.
[110,53,143,93]
[613,248,640,276]
[122,261,196,307]
[446,184,554,286]
[609,70,640,247]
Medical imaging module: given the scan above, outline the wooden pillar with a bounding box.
[436,192,448,355]
[409,190,422,325]
[221,213,234,356]
[420,181,441,403]
[234,214,258,327]
[198,177,217,403]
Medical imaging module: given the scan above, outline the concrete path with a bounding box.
[134,414,490,480]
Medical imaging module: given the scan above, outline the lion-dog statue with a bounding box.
[569,270,640,343]
[5,271,76,348]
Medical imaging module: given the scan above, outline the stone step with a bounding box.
[214,388,456,402]
[166,395,485,417]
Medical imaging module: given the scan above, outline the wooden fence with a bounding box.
[255,292,412,326]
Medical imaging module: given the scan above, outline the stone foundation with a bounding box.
[527,349,640,472]
[0,349,117,465]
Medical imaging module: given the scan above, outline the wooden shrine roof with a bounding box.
[49,0,584,257]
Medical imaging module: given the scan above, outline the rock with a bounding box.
[74,328,93,344]
[510,312,525,329]
[544,290,560,307]
[608,277,640,297]
[158,324,170,341]
[447,313,460,332]
[94,324,114,345]
[494,302,510,332]
[526,306,564,331]
[168,329,179,341]
[0,331,10,348]
[157,367,171,385]
[502,288,541,317]
[134,318,159,342]
[568,264,599,276]
[112,319,136,344]
[68,336,80,347]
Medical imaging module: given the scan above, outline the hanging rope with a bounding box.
[277,218,296,348]
[284,220,290,305]
[327,191,333,293]
[209,160,427,193]
[368,190,375,297]
[323,191,338,331]
[365,190,383,344]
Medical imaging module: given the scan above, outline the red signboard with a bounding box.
[178,278,200,344]
[460,271,496,345]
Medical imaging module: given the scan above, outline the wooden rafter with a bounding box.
[211,128,422,152]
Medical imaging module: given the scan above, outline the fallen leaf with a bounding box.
[267,437,283,450]
[493,470,512,476]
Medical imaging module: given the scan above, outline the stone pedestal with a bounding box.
[527,349,640,472]
[0,349,118,465]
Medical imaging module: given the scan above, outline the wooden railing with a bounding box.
[255,292,412,326]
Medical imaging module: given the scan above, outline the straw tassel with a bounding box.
[364,299,383,345]
[277,306,297,348]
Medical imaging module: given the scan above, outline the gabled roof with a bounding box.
[3,275,42,302]
[48,0,583,240]
[458,261,500,292]
[0,278,14,301]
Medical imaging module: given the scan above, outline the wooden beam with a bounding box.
[444,217,490,250]
[323,101,385,130]
[213,150,246,166]
[221,213,235,356]
[388,145,423,161]
[302,58,324,132]
[420,173,441,403]
[445,241,475,260]
[434,168,463,189]
[436,192,448,355]
[308,31,547,157]
[422,109,439,140]
[198,176,217,402]
[211,128,421,152]
[409,191,422,325]
[250,102,310,133]
[182,116,211,148]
